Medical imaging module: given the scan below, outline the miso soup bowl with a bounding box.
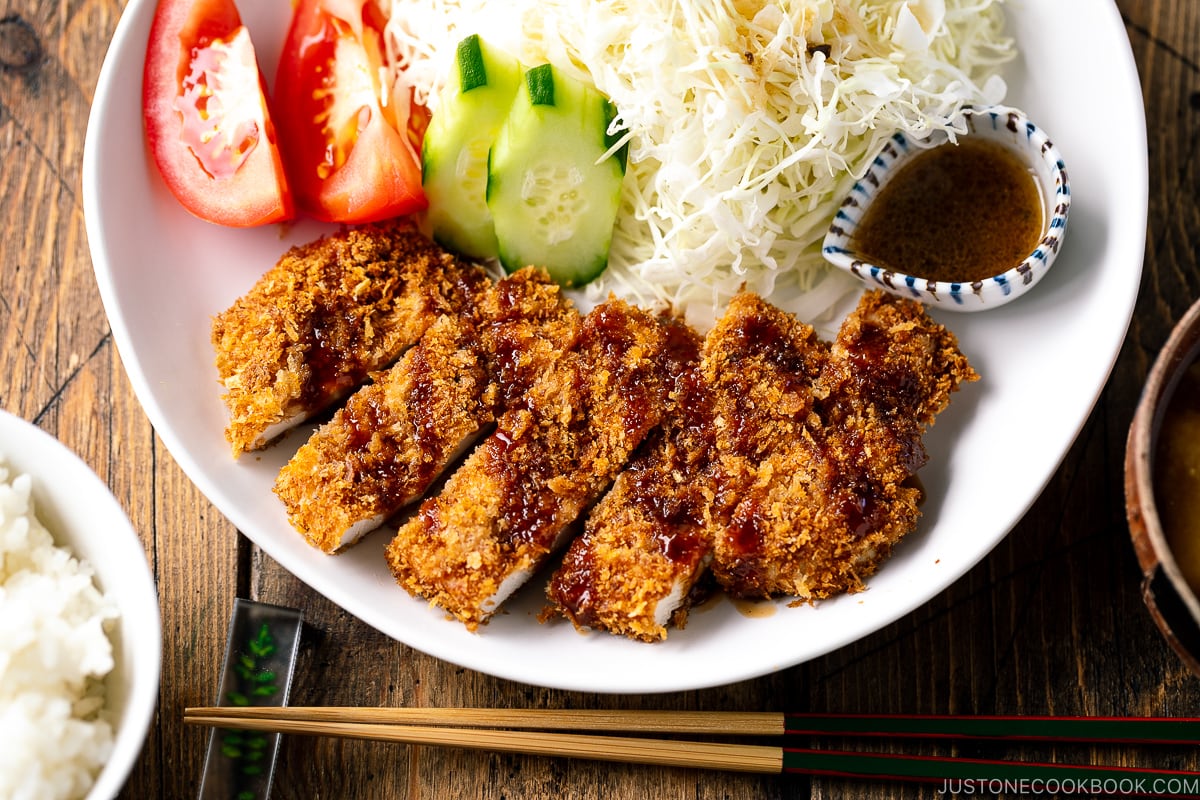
[821,104,1070,311]
[1126,296,1200,677]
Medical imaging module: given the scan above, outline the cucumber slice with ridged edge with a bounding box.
[486,62,627,286]
[421,34,522,259]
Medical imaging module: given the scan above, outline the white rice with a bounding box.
[0,455,119,800]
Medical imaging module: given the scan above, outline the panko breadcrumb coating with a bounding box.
[544,317,714,642]
[273,312,492,553]
[546,290,977,641]
[544,293,834,642]
[385,299,673,630]
[213,220,977,639]
[710,289,978,601]
[274,268,579,553]
[211,223,489,457]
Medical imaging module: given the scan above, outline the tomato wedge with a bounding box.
[142,0,293,227]
[274,0,428,224]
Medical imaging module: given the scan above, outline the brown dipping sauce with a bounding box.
[851,137,1044,284]
[1154,359,1200,596]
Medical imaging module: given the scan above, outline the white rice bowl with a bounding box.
[0,412,160,800]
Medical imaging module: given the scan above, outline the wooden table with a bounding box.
[3,1,1199,797]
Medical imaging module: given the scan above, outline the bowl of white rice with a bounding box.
[0,410,161,800]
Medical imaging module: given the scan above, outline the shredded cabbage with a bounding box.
[384,0,1014,329]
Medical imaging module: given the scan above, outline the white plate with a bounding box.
[82,0,1147,693]
[0,412,162,798]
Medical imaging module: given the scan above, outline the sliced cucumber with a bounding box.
[422,34,522,260]
[486,63,627,286]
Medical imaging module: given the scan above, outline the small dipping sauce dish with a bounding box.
[1127,296,1200,677]
[822,104,1069,311]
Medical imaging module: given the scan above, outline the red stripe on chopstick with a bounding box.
[784,713,1200,745]
[783,747,1200,795]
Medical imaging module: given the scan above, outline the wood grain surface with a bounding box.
[3,1,1199,798]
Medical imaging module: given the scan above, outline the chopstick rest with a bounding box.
[196,599,304,800]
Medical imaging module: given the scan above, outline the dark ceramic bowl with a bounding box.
[1126,296,1200,676]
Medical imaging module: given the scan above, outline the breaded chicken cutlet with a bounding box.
[211,223,489,457]
[544,293,831,640]
[385,299,674,630]
[544,318,711,642]
[710,289,978,601]
[546,290,977,640]
[273,268,580,554]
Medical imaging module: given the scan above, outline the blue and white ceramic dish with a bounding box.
[822,104,1070,311]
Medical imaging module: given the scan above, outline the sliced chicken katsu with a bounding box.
[385,299,673,630]
[702,292,831,484]
[211,223,489,457]
[710,289,978,601]
[273,269,579,553]
[545,291,978,641]
[544,297,835,642]
[544,294,832,641]
[544,318,714,642]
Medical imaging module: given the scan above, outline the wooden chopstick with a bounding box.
[182,709,1200,790]
[184,706,783,735]
[184,706,1200,743]
[782,713,1200,745]
[183,714,782,773]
